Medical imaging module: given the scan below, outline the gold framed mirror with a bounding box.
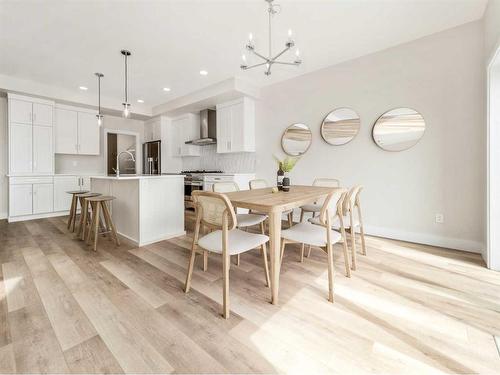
[372,108,425,151]
[281,123,312,156]
[321,107,361,145]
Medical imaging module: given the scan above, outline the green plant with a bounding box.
[273,155,300,172]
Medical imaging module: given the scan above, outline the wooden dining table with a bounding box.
[224,185,336,305]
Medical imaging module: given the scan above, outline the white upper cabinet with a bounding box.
[33,103,53,127]
[170,114,200,157]
[9,99,33,125]
[216,97,255,153]
[54,105,100,155]
[78,112,100,155]
[144,118,162,142]
[8,94,55,176]
[10,124,33,174]
[33,125,53,174]
[55,108,78,154]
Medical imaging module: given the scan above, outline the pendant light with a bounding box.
[121,49,131,118]
[94,72,104,126]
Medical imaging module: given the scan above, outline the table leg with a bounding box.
[268,210,282,305]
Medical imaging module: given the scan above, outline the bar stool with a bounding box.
[85,196,120,251]
[66,190,89,232]
[76,192,102,240]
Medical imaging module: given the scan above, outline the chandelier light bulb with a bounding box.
[97,115,103,126]
[288,29,292,38]
[123,103,130,118]
[249,33,253,41]
[242,54,247,62]
[296,48,300,57]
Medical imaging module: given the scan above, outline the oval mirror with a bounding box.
[281,123,312,156]
[372,108,425,151]
[321,108,361,145]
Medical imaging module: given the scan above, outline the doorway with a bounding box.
[103,129,140,176]
[487,45,500,271]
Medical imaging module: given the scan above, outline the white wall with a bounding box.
[0,98,7,218]
[484,0,500,62]
[182,145,255,173]
[55,115,144,174]
[254,21,485,253]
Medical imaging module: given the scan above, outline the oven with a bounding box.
[184,176,203,209]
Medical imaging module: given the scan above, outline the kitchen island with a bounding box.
[90,174,185,246]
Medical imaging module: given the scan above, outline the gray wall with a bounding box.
[254,21,485,252]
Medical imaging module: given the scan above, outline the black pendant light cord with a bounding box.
[124,53,128,103]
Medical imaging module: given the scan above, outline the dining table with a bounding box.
[224,185,336,304]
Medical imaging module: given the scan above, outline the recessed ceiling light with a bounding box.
[137,99,144,103]
[199,70,208,76]
[163,87,171,92]
[79,86,88,91]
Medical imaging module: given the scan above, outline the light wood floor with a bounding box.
[0,216,499,374]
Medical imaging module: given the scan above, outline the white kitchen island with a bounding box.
[90,175,185,246]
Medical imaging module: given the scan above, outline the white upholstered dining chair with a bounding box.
[249,179,294,228]
[184,190,270,319]
[299,178,340,222]
[280,188,350,302]
[213,181,268,266]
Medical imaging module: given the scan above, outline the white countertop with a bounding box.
[90,174,185,180]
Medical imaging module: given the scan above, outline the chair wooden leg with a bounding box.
[287,212,293,228]
[70,197,78,232]
[203,251,208,271]
[280,239,286,266]
[92,203,101,251]
[326,243,335,303]
[342,240,351,278]
[261,243,270,287]
[300,243,305,263]
[67,196,76,230]
[260,221,265,235]
[102,201,120,246]
[236,254,240,266]
[300,209,304,223]
[306,245,312,258]
[360,223,367,256]
[86,202,95,244]
[184,248,197,293]
[222,251,230,319]
[350,229,357,271]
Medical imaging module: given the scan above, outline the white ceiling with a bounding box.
[0,0,488,115]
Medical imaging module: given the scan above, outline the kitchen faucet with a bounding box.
[116,150,136,178]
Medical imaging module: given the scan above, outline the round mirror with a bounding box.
[321,108,361,145]
[281,123,312,156]
[372,108,425,151]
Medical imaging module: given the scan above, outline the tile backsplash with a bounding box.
[182,144,255,173]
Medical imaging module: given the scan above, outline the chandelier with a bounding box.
[240,0,302,76]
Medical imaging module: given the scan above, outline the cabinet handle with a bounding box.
[30,112,33,123]
[33,113,36,123]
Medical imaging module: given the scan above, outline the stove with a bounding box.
[183,170,225,208]
[181,170,224,174]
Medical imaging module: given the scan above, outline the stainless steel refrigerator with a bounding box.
[143,140,161,174]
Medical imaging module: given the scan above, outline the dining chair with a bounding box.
[184,190,270,319]
[249,179,294,228]
[280,188,350,302]
[300,178,340,222]
[309,185,366,270]
[212,181,267,266]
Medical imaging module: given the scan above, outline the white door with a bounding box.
[33,183,53,214]
[33,103,53,127]
[33,125,53,174]
[53,176,79,211]
[55,108,78,154]
[9,99,32,125]
[10,123,33,174]
[9,184,33,216]
[78,112,100,155]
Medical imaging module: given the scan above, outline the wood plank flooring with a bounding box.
[0,216,499,374]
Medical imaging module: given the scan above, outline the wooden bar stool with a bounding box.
[85,196,120,251]
[76,192,101,240]
[66,190,89,232]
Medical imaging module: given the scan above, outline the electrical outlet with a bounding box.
[435,213,444,224]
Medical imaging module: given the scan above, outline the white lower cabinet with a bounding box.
[9,184,33,217]
[9,177,54,219]
[53,176,79,212]
[33,183,54,214]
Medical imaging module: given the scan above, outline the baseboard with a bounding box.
[8,210,69,223]
[117,230,187,247]
[364,224,483,254]
[0,212,7,220]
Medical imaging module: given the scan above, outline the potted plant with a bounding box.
[274,155,299,192]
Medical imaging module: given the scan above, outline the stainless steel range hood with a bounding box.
[185,109,217,145]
